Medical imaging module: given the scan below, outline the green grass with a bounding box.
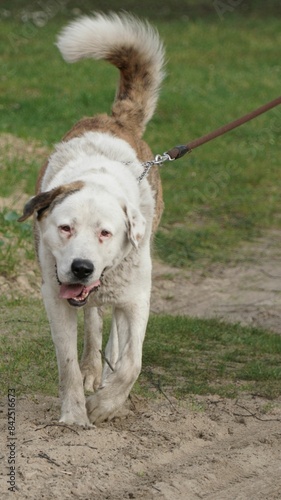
[1,1,280,21]
[0,209,34,276]
[140,315,281,399]
[1,298,281,400]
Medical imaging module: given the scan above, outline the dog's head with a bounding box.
[19,181,146,306]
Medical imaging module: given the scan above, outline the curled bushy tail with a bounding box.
[56,12,165,136]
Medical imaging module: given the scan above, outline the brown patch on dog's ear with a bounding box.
[18,181,84,222]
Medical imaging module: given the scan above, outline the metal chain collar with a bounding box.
[137,152,175,183]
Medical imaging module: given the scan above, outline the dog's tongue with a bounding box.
[59,281,100,299]
[59,284,84,299]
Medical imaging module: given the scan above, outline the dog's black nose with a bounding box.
[71,259,94,280]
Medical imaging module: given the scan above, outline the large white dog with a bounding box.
[19,13,165,426]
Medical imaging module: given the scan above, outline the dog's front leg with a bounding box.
[42,284,91,426]
[86,299,149,424]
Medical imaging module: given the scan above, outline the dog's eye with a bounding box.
[59,225,71,234]
[100,230,111,238]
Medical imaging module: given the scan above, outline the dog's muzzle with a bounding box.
[57,259,100,307]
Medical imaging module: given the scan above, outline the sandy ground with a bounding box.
[152,229,281,333]
[0,394,281,499]
[1,234,281,499]
[1,134,281,498]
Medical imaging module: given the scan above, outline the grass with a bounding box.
[140,315,281,399]
[0,209,34,276]
[1,3,281,405]
[1,297,281,400]
[1,1,280,20]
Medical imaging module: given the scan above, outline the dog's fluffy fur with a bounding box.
[19,12,165,426]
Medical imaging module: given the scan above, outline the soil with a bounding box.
[152,229,281,334]
[1,134,281,499]
[0,394,281,499]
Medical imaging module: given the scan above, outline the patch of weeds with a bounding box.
[260,402,279,415]
[0,209,34,275]
[0,298,56,395]
[0,156,41,198]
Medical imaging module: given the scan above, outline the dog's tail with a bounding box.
[56,12,165,136]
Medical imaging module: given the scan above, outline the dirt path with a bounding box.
[152,230,281,333]
[1,394,281,499]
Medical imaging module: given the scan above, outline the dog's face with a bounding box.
[19,181,146,306]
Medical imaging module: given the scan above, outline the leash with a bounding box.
[138,95,281,183]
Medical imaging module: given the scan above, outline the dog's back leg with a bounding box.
[86,298,150,424]
[80,306,103,392]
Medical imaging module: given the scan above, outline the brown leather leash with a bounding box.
[138,95,281,182]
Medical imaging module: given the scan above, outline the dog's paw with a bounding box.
[86,390,123,425]
[59,407,93,428]
[80,360,102,393]
[81,368,102,393]
[59,413,93,428]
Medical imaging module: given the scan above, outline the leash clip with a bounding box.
[138,152,175,183]
[154,152,175,164]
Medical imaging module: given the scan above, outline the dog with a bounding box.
[19,12,165,426]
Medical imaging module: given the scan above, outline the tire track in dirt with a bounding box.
[141,416,281,499]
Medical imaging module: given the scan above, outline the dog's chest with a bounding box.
[89,252,141,306]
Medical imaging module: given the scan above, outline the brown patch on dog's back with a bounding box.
[65,115,163,231]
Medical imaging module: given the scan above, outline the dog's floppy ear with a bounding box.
[124,203,146,249]
[18,181,84,222]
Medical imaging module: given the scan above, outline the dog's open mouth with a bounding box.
[59,280,100,307]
